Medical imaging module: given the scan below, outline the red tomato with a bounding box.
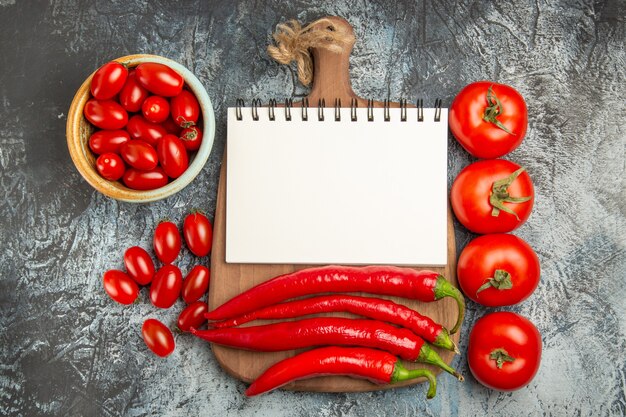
[96,153,125,181]
[157,134,188,178]
[142,319,175,357]
[120,140,158,171]
[153,221,181,264]
[182,265,210,304]
[84,99,128,130]
[170,90,200,127]
[122,167,168,190]
[123,246,156,286]
[150,265,183,308]
[161,117,181,135]
[119,71,149,112]
[451,159,534,234]
[468,312,541,391]
[458,234,540,307]
[183,212,212,257]
[135,63,184,97]
[88,130,130,155]
[103,270,138,305]
[142,96,170,123]
[126,115,167,147]
[177,301,208,332]
[449,82,528,159]
[90,62,128,100]
[180,126,202,151]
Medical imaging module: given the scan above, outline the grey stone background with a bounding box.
[1,0,624,416]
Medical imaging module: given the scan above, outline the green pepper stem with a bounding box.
[391,361,438,399]
[418,344,464,381]
[434,276,466,334]
[433,327,459,354]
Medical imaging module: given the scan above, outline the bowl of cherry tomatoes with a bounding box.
[66,54,215,202]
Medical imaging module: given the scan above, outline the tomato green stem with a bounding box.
[418,344,464,381]
[489,167,532,219]
[483,86,514,134]
[476,269,513,296]
[490,348,515,369]
[391,362,437,399]
[434,277,465,334]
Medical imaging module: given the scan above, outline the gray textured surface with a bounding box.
[1,1,625,416]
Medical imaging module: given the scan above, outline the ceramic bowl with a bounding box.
[66,54,215,202]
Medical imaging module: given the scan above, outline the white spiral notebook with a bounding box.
[225,100,448,266]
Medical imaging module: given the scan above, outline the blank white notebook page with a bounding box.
[226,106,448,266]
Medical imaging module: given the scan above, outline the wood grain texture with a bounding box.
[208,16,460,392]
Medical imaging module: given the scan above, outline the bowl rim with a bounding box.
[66,53,216,203]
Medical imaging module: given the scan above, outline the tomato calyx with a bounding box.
[490,348,516,369]
[176,116,196,129]
[489,167,532,220]
[476,269,513,296]
[181,128,198,141]
[483,86,514,135]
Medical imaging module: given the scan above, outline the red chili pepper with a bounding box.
[192,317,463,380]
[209,295,458,353]
[205,265,465,333]
[245,346,437,398]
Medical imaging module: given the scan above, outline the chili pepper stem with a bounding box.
[418,344,464,381]
[434,328,460,354]
[434,277,465,334]
[391,362,437,399]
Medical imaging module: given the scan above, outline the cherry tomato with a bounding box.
[135,63,184,97]
[157,134,188,178]
[177,301,208,332]
[84,99,128,130]
[183,212,212,257]
[142,319,175,357]
[153,221,181,264]
[123,246,156,286]
[450,81,528,159]
[451,159,534,234]
[90,62,128,100]
[120,140,158,171]
[458,234,540,307]
[182,265,210,304]
[150,265,183,308]
[96,153,125,181]
[180,126,202,151]
[142,95,170,123]
[88,130,130,155]
[122,167,168,190]
[126,115,167,147]
[170,90,200,127]
[468,312,541,391]
[103,270,138,305]
[119,71,149,112]
[161,117,182,135]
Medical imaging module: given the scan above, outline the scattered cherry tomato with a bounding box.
[96,153,125,181]
[157,134,188,178]
[142,95,170,124]
[119,71,149,112]
[153,221,182,264]
[150,265,183,308]
[458,234,540,307]
[142,319,175,357]
[182,265,210,304]
[183,212,212,257]
[90,62,128,100]
[451,159,534,234]
[88,130,130,155]
[161,117,182,135]
[170,90,200,127]
[180,126,202,151]
[126,115,167,147]
[177,301,208,332]
[122,167,168,190]
[84,99,128,130]
[468,312,542,391]
[120,140,158,171]
[103,270,138,305]
[135,63,184,97]
[123,246,156,286]
[450,81,528,159]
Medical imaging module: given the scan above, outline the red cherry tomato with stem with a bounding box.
[103,270,138,305]
[183,211,213,257]
[84,99,128,130]
[96,153,125,181]
[180,126,202,151]
[90,62,128,100]
[142,95,170,123]
[120,140,158,171]
[182,265,210,304]
[122,167,168,190]
[119,71,149,112]
[150,265,183,309]
[123,246,156,286]
[153,221,181,264]
[177,301,208,332]
[126,115,167,147]
[89,130,130,155]
[142,319,175,357]
[170,90,200,127]
[157,134,189,178]
[135,63,184,97]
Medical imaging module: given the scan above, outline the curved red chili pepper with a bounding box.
[205,265,465,333]
[245,346,437,399]
[191,317,463,379]
[208,295,458,353]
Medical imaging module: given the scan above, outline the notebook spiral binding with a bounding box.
[235,98,442,122]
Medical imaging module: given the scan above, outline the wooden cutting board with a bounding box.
[208,16,460,393]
